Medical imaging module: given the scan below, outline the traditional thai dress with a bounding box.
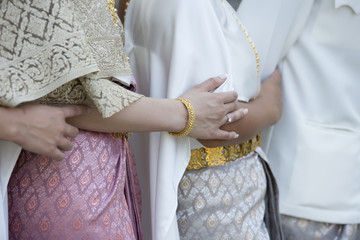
[0,0,143,239]
[176,136,280,240]
[125,0,283,239]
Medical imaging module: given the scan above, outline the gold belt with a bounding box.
[187,134,261,170]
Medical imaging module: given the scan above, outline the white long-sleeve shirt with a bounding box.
[238,0,360,224]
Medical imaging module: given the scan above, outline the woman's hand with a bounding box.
[197,70,282,147]
[180,76,248,140]
[0,103,90,161]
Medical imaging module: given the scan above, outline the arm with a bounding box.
[199,70,282,147]
[0,103,90,161]
[0,77,244,162]
[68,76,247,140]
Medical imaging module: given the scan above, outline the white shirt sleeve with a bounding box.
[237,0,314,79]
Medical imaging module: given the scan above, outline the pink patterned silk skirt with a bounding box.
[8,130,142,240]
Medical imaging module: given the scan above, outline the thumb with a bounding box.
[195,75,227,92]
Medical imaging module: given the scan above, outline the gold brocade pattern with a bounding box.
[106,0,119,26]
[38,79,93,107]
[39,75,143,118]
[187,134,261,170]
[0,0,142,116]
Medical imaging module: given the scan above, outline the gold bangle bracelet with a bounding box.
[168,98,196,137]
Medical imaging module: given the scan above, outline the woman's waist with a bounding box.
[188,134,261,171]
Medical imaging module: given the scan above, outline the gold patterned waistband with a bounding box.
[187,134,261,170]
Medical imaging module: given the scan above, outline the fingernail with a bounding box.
[243,108,248,115]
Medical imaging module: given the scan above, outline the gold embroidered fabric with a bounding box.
[187,134,261,170]
[0,0,143,117]
[38,75,142,118]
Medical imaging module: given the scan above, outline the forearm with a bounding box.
[0,107,18,142]
[199,70,282,147]
[199,99,277,147]
[67,97,188,133]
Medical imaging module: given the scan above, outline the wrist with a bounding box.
[169,99,188,132]
[0,107,22,142]
[169,98,195,137]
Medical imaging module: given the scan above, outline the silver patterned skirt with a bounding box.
[176,152,271,240]
[281,215,360,240]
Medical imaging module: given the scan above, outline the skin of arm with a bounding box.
[198,70,282,147]
[68,97,189,133]
[68,76,247,140]
[0,76,244,161]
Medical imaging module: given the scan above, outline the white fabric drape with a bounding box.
[0,143,21,240]
[125,0,260,239]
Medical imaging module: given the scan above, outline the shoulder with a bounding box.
[149,0,218,21]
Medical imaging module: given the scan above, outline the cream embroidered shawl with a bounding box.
[0,2,143,239]
[0,0,143,118]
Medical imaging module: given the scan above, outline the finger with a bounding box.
[223,114,232,125]
[211,130,239,140]
[226,108,248,124]
[64,124,80,138]
[62,105,91,118]
[222,108,248,126]
[42,144,64,161]
[194,75,227,92]
[215,91,238,104]
[57,137,73,151]
[50,149,64,162]
[223,101,237,114]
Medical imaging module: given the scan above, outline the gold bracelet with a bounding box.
[168,98,196,137]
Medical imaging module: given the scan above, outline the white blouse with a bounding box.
[125,0,261,239]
